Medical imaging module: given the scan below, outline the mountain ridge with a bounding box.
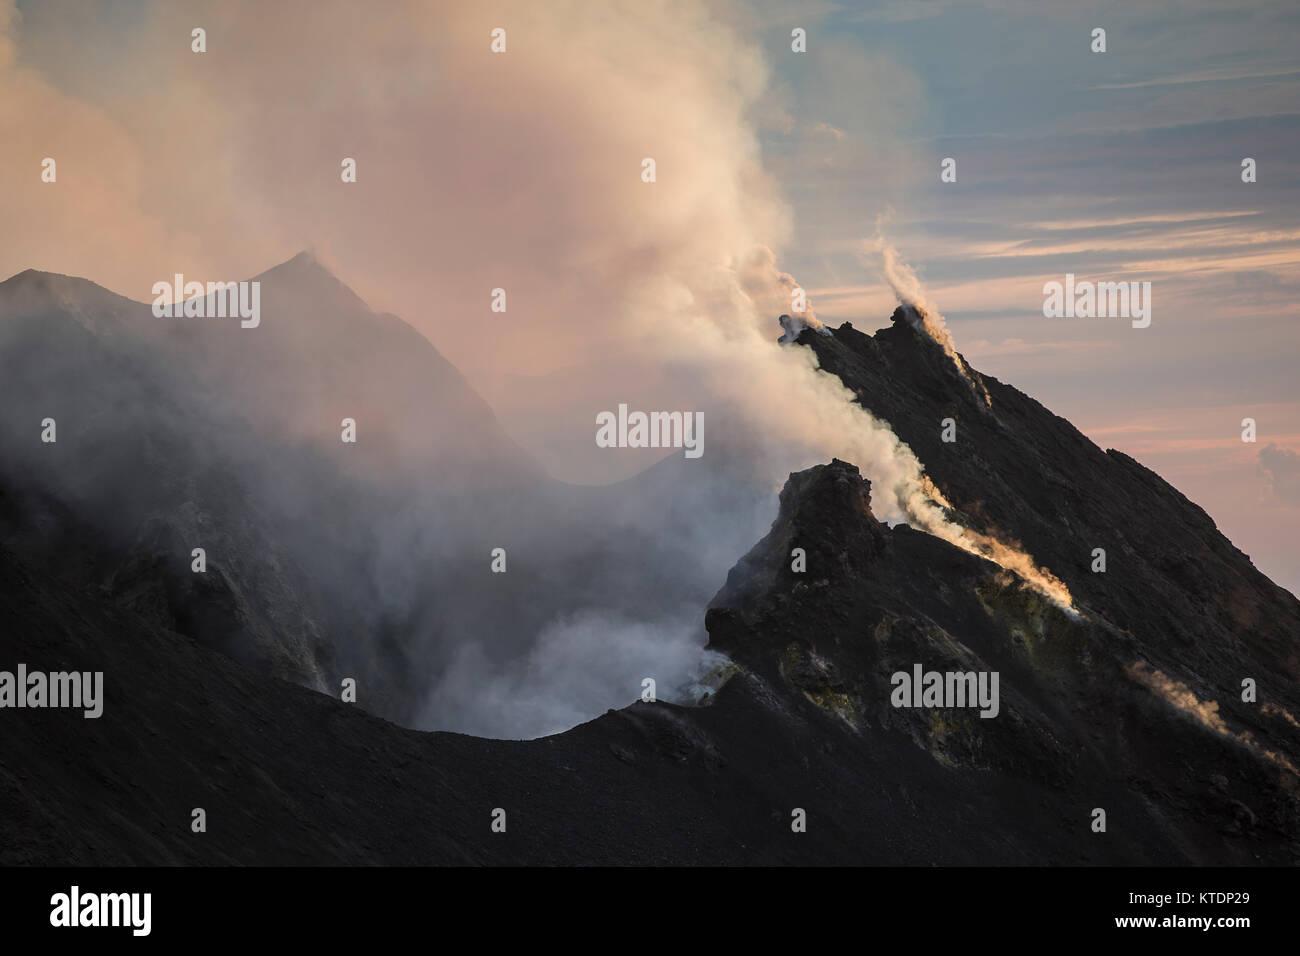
[0,260,1296,863]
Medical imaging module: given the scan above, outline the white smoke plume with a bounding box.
[868,218,993,408]
[838,230,1075,610]
[1128,662,1298,774]
[622,236,1079,613]
[738,246,829,343]
[0,0,1077,737]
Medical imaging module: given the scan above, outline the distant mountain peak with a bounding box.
[0,266,84,292]
[0,267,43,286]
[258,249,336,281]
[248,249,379,318]
[285,249,327,270]
[0,267,141,333]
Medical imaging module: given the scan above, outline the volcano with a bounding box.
[0,263,1296,865]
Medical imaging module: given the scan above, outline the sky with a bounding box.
[1,0,1296,594]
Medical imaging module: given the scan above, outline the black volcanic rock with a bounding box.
[703,456,1300,862]
[799,313,1298,655]
[2,450,1296,864]
[0,285,1297,865]
[795,316,1300,754]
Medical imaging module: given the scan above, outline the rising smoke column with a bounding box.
[869,218,993,409]
[722,232,1075,612]
[850,233,1075,612]
[638,238,1078,615]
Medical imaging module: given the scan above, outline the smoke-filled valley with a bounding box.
[0,254,791,738]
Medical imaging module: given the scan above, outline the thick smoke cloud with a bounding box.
[0,0,1074,739]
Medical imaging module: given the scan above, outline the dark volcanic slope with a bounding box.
[1,300,1297,865]
[2,521,1084,866]
[3,450,1298,863]
[800,309,1299,680]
